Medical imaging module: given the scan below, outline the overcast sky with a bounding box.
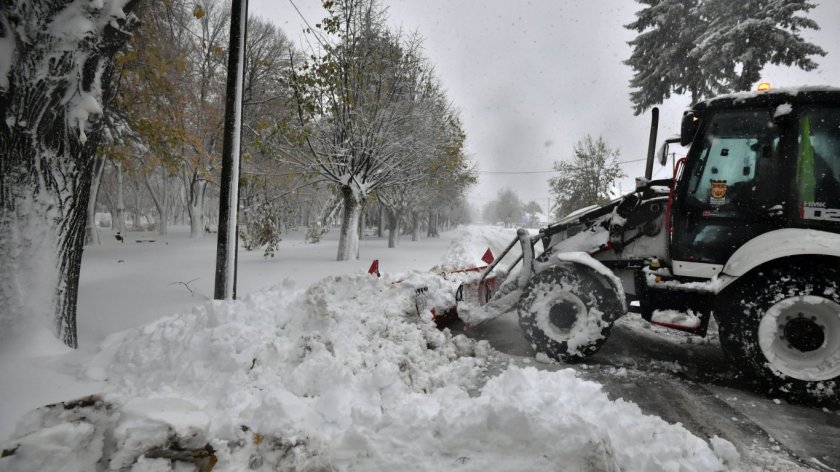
[250,0,840,214]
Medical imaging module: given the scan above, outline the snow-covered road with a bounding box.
[460,310,840,471]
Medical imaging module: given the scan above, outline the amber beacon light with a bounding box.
[757,82,772,92]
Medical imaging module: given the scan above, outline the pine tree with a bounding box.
[625,0,826,115]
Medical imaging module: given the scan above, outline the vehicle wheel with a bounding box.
[718,261,840,401]
[518,263,625,362]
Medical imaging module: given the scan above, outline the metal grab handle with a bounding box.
[478,234,520,285]
[478,228,540,287]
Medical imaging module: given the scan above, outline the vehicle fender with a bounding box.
[722,228,840,277]
[538,252,627,312]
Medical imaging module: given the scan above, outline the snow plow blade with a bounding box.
[414,261,508,328]
[373,230,538,329]
[424,228,538,328]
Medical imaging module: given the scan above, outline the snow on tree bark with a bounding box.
[387,208,400,249]
[411,210,419,242]
[0,0,139,348]
[336,185,363,261]
[185,170,207,239]
[85,155,107,245]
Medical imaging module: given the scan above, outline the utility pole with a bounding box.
[214,0,248,300]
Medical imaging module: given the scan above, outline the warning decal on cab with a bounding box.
[710,180,728,206]
[801,201,840,222]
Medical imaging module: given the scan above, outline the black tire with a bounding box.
[518,263,625,362]
[718,261,840,402]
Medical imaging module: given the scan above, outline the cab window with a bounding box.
[686,109,781,214]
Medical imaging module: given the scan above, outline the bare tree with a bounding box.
[182,0,229,238]
[237,17,307,253]
[419,113,475,236]
[283,0,438,260]
[101,0,230,238]
[375,61,449,248]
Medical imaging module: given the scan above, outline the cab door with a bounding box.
[670,108,791,275]
[795,106,840,228]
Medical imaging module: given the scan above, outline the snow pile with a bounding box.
[456,280,524,326]
[652,309,702,329]
[0,194,67,356]
[3,271,737,470]
[86,275,489,429]
[435,225,521,271]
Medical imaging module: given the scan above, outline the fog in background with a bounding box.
[251,0,840,216]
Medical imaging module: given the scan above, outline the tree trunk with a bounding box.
[411,210,419,242]
[159,182,169,235]
[377,202,384,238]
[115,161,126,233]
[387,209,399,248]
[85,156,107,245]
[336,186,363,261]
[427,211,440,237]
[187,173,206,239]
[144,169,169,236]
[0,0,138,349]
[132,190,141,230]
[359,204,366,240]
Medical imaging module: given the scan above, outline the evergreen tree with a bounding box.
[625,0,825,115]
[549,135,625,218]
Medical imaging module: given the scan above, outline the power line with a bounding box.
[287,0,328,48]
[476,158,648,175]
[477,170,553,175]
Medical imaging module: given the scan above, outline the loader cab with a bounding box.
[669,89,840,276]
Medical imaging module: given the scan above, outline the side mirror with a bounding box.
[656,137,681,167]
[680,111,700,146]
[659,142,669,166]
[655,141,668,168]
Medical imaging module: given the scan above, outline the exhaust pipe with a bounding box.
[644,107,659,181]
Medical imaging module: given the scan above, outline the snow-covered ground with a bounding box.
[2,226,743,471]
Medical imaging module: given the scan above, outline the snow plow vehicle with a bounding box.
[461,86,840,399]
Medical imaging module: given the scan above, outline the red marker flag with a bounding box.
[368,259,381,277]
[481,248,495,265]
